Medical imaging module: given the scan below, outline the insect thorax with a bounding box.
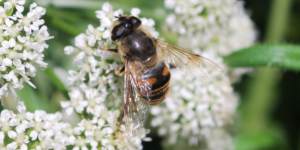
[120,30,156,62]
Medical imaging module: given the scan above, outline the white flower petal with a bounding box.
[2,40,10,48]
[17,35,26,43]
[0,132,4,145]
[30,130,38,140]
[7,142,18,150]
[131,8,141,16]
[73,146,79,150]
[2,58,12,66]
[16,5,24,12]
[8,130,17,139]
[17,0,26,5]
[82,146,88,150]
[64,46,75,55]
[65,107,74,115]
[20,143,28,150]
[107,145,115,150]
[9,118,20,126]
[60,101,71,108]
[25,112,34,120]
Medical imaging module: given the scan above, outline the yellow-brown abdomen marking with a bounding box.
[148,78,157,85]
[139,62,171,105]
[162,65,169,76]
[142,76,170,105]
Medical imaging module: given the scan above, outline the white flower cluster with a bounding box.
[0,0,53,99]
[165,0,256,82]
[62,2,159,149]
[64,3,123,109]
[59,89,142,150]
[0,102,62,149]
[165,0,256,56]
[151,0,256,149]
[0,101,140,150]
[151,52,238,149]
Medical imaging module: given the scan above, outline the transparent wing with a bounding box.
[123,59,150,138]
[156,39,223,77]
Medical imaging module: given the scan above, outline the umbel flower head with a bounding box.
[165,0,256,82]
[0,101,142,149]
[165,0,256,56]
[0,0,53,99]
[0,101,63,149]
[151,0,256,149]
[151,52,238,149]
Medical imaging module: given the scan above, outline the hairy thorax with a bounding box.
[118,29,158,67]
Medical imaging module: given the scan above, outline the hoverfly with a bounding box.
[96,15,222,138]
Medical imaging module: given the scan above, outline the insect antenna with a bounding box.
[115,13,123,18]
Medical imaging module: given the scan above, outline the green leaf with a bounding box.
[224,44,300,71]
[45,67,70,100]
[50,17,82,36]
[5,6,14,16]
[0,99,4,111]
[235,125,287,150]
[16,84,49,112]
[235,132,278,150]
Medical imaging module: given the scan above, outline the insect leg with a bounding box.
[115,65,125,76]
[168,63,177,69]
[117,109,125,127]
[105,65,125,76]
[91,46,118,54]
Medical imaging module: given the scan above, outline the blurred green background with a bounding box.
[1,0,300,150]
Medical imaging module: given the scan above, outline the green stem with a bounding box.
[4,132,13,146]
[241,68,281,131]
[264,0,292,42]
[6,6,14,16]
[44,67,70,100]
[240,0,292,145]
[50,18,82,37]
[0,97,5,110]
[45,8,82,36]
[28,141,40,149]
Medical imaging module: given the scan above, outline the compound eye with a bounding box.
[111,25,126,41]
[118,16,126,21]
[130,16,141,29]
[124,21,133,30]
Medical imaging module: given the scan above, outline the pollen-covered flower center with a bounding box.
[82,64,91,72]
[84,47,93,56]
[10,28,20,37]
[35,122,44,132]
[84,121,93,131]
[36,35,43,43]
[95,131,103,141]
[8,51,18,59]
[65,127,73,135]
[1,121,10,131]
[88,99,96,107]
[41,140,51,149]
[75,138,85,147]
[16,133,25,143]
[18,112,26,120]
[22,17,31,27]
[9,0,17,6]
[70,99,78,107]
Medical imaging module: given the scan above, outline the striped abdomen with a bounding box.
[138,61,171,105]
